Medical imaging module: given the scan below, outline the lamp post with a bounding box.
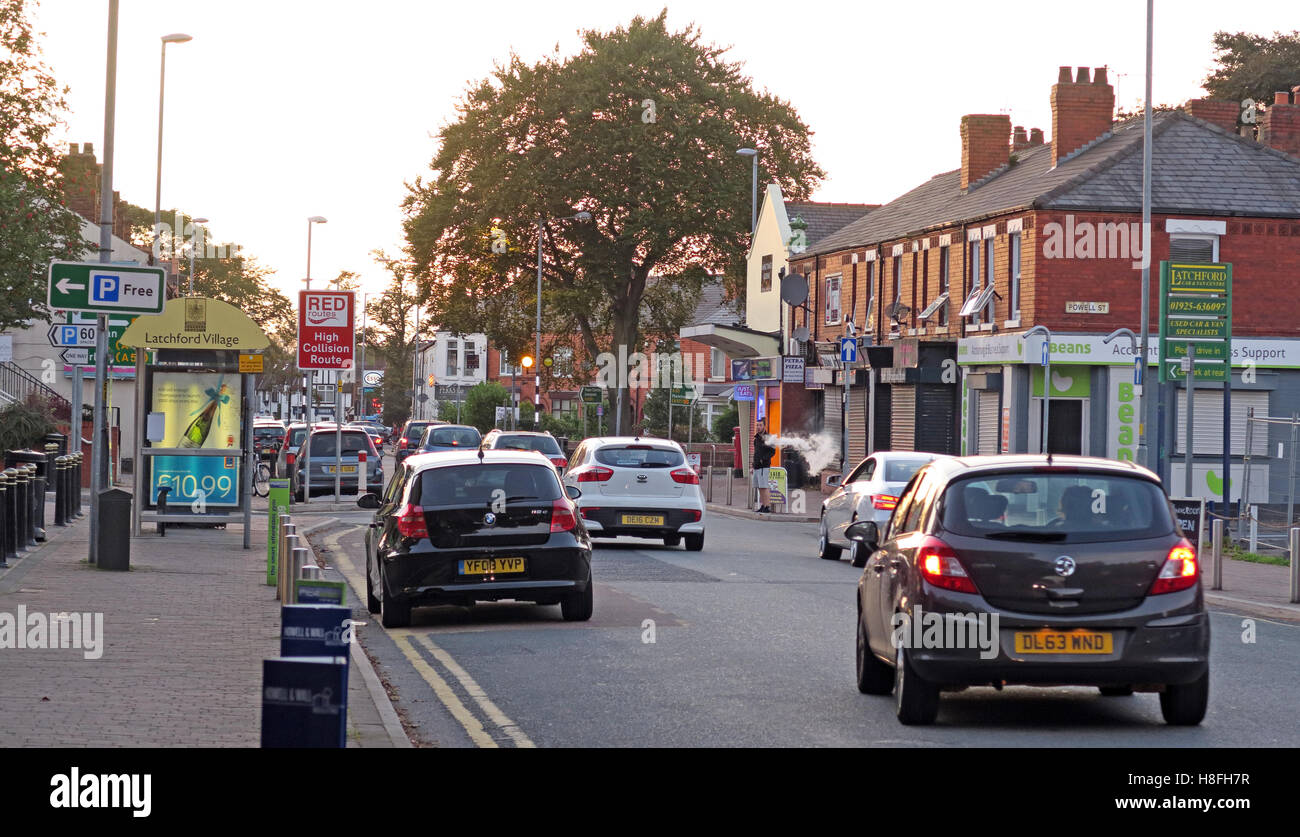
[737,148,758,233]
[535,210,592,429]
[152,32,191,282]
[187,216,207,296]
[301,215,327,504]
[1025,325,1053,453]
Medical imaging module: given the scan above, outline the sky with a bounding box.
[29,0,1300,305]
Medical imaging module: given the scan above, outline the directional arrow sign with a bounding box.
[47,323,97,347]
[48,261,166,315]
[60,348,90,365]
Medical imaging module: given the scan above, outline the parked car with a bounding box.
[275,422,338,478]
[482,429,567,471]
[289,427,383,500]
[820,451,944,566]
[253,423,286,462]
[395,419,444,465]
[848,454,1210,726]
[560,436,705,551]
[358,448,593,628]
[349,422,387,451]
[420,424,482,452]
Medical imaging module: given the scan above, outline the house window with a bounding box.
[1170,235,1218,263]
[711,347,726,379]
[553,346,573,377]
[465,343,480,372]
[761,255,773,292]
[499,349,520,377]
[938,246,950,326]
[865,261,876,330]
[893,256,902,304]
[824,274,842,324]
[446,339,459,377]
[968,241,982,325]
[984,238,996,322]
[1009,232,1022,320]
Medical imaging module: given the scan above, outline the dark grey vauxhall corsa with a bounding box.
[849,455,1209,726]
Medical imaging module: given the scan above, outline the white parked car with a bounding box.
[561,436,706,551]
[819,451,944,566]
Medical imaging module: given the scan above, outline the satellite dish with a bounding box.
[793,326,810,342]
[780,273,809,307]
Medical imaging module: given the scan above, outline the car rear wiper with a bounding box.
[983,530,1067,542]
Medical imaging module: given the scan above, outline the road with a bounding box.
[307,493,1300,748]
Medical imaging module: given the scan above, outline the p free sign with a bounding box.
[297,290,355,370]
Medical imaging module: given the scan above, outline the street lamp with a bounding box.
[535,209,592,428]
[737,148,758,234]
[152,32,191,285]
[1025,325,1053,454]
[304,216,327,290]
[187,216,208,295]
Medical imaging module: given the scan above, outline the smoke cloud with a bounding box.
[765,432,839,475]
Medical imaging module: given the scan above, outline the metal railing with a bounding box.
[0,361,72,419]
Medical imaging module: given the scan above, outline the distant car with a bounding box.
[276,422,338,478]
[561,436,705,551]
[420,424,482,452]
[395,419,445,465]
[289,427,383,500]
[252,423,286,461]
[349,422,387,451]
[358,448,592,628]
[482,430,567,471]
[820,452,944,566]
[849,454,1210,726]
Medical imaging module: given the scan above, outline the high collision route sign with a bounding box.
[297,290,355,370]
[47,261,166,315]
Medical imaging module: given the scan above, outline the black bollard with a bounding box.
[5,469,23,557]
[0,472,9,567]
[24,465,39,546]
[53,456,67,527]
[14,467,31,550]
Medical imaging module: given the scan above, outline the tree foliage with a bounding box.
[366,251,420,427]
[1205,30,1300,109]
[402,10,822,434]
[0,0,86,330]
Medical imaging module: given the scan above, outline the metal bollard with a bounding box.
[1211,519,1223,591]
[67,453,78,518]
[0,472,8,567]
[358,451,367,496]
[281,530,299,603]
[726,467,734,506]
[52,456,66,527]
[705,465,713,503]
[2,470,16,561]
[1291,527,1300,604]
[290,546,310,603]
[75,453,85,518]
[23,464,38,546]
[277,514,292,587]
[300,562,321,581]
[1249,506,1258,555]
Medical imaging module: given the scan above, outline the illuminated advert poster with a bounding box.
[150,373,242,507]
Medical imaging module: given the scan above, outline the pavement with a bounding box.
[704,474,820,522]
[0,487,409,748]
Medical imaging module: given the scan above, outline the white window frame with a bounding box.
[1169,233,1220,262]
[824,274,842,325]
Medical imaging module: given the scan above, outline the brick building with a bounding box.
[791,67,1300,503]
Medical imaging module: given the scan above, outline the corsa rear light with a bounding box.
[395,504,428,539]
[550,499,578,533]
[575,466,614,483]
[670,467,700,485]
[916,536,978,594]
[871,494,899,510]
[1149,540,1199,595]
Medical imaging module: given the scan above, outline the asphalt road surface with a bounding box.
[309,508,1300,748]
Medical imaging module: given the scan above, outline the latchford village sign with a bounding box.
[119,297,270,351]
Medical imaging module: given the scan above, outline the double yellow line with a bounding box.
[322,528,535,748]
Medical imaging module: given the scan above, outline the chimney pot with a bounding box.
[1075,67,1091,84]
[1262,92,1300,157]
[1093,67,1108,85]
[1030,127,1045,145]
[1292,85,1300,97]
[1012,126,1030,150]
[1275,92,1291,105]
[1058,66,1073,83]
[83,142,94,155]
[68,142,78,154]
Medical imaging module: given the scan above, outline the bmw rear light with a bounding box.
[550,499,578,533]
[670,468,699,485]
[916,536,978,594]
[553,457,567,469]
[1149,540,1199,595]
[395,504,428,539]
[871,494,899,510]
[574,466,613,483]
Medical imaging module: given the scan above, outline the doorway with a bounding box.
[1031,397,1088,454]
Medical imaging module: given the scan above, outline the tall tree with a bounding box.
[402,11,822,433]
[1205,30,1300,112]
[0,0,85,330]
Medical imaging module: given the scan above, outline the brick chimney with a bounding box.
[1184,98,1239,133]
[1030,127,1045,146]
[59,142,101,221]
[1051,66,1115,166]
[1261,89,1300,158]
[1012,126,1029,151]
[961,114,1012,190]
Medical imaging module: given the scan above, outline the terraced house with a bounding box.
[790,66,1300,504]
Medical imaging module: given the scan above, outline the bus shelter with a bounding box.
[119,297,269,547]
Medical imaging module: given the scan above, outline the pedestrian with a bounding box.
[752,421,775,513]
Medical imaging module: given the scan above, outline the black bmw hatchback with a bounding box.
[849,455,1209,726]
[359,448,593,628]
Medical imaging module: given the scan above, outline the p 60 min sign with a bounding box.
[298,290,355,370]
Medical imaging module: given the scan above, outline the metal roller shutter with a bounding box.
[1175,389,1268,455]
[849,381,868,462]
[977,389,1000,454]
[825,385,843,468]
[892,385,916,451]
[873,382,892,453]
[916,384,958,454]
